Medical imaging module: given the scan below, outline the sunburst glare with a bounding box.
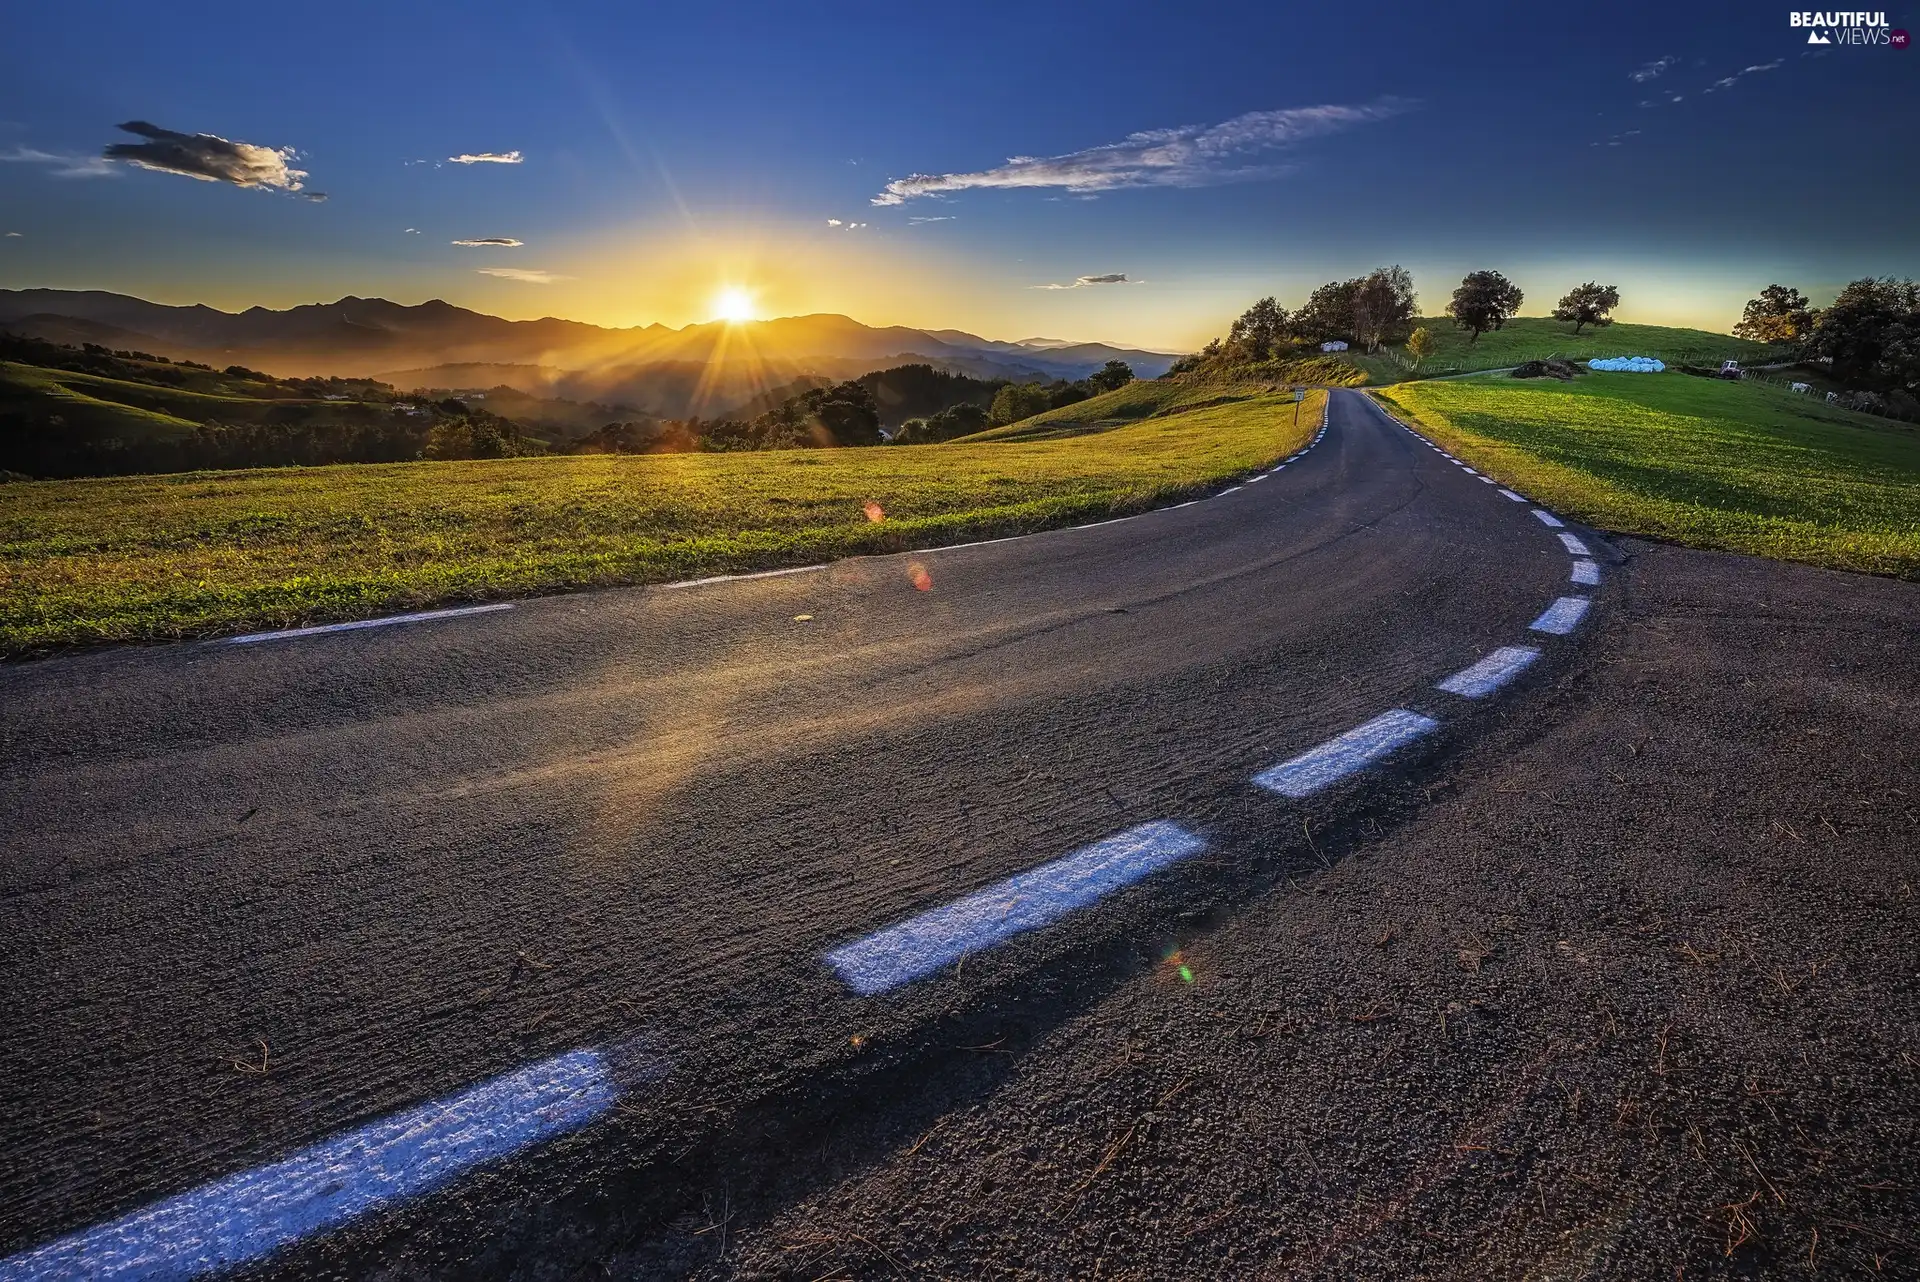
[712,287,756,323]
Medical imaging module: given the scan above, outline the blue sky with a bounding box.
[0,0,1913,348]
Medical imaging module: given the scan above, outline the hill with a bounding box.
[0,290,1178,394]
[1374,370,1920,577]
[0,334,600,476]
[962,357,1363,444]
[1349,316,1772,383]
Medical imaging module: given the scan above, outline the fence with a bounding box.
[1732,367,1920,425]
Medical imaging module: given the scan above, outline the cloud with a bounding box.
[451,237,524,247]
[1033,273,1139,290]
[907,215,954,224]
[4,230,20,237]
[1704,59,1784,92]
[1630,56,1678,82]
[826,218,868,228]
[102,120,308,190]
[826,218,841,226]
[0,145,119,178]
[301,191,329,202]
[871,98,1413,205]
[449,150,523,165]
[404,227,420,234]
[477,267,568,283]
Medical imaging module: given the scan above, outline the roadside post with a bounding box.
[1293,385,1304,429]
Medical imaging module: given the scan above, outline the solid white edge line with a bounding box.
[218,603,515,645]
[659,564,829,590]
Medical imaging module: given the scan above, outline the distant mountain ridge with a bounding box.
[0,289,1180,418]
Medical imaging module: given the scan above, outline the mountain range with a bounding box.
[0,290,1180,419]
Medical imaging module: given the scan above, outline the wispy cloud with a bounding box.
[102,121,309,190]
[871,98,1413,206]
[1033,273,1139,290]
[826,218,868,229]
[1630,56,1678,82]
[449,150,523,165]
[1703,60,1783,92]
[3,230,21,237]
[477,267,568,283]
[908,215,954,224]
[451,237,524,247]
[0,145,119,178]
[404,227,420,234]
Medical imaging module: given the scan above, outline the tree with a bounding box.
[1294,279,1360,345]
[1551,282,1621,334]
[1351,266,1417,353]
[1807,277,1920,391]
[1733,284,1818,345]
[989,382,1054,426]
[1447,271,1525,344]
[1087,359,1135,393]
[1405,326,1437,368]
[1227,297,1290,359]
[1046,380,1090,410]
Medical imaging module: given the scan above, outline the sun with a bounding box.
[712,287,756,323]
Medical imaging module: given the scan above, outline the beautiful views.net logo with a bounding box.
[1788,10,1904,44]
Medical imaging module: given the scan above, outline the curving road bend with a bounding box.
[0,390,1611,1277]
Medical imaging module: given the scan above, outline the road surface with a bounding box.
[3,390,1619,1277]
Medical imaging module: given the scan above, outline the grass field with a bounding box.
[1374,373,1920,577]
[0,388,1323,654]
[965,371,1346,443]
[1347,317,1774,384]
[0,362,388,435]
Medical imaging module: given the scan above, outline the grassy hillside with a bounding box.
[1350,317,1774,384]
[0,390,1325,653]
[0,362,204,440]
[964,375,1338,442]
[1374,373,1920,577]
[2,362,389,426]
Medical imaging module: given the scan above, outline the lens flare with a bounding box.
[1162,948,1195,984]
[907,562,932,591]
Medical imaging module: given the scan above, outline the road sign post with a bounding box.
[1293,385,1304,428]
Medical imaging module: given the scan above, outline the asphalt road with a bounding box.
[3,390,1615,1277]
[709,539,1920,1281]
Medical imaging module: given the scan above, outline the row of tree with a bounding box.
[1734,279,1919,391]
[1181,270,1632,372]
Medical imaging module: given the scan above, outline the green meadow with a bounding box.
[0,360,388,439]
[0,388,1324,655]
[1374,373,1920,577]
[1348,316,1773,384]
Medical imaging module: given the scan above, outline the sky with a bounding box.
[0,0,1914,351]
